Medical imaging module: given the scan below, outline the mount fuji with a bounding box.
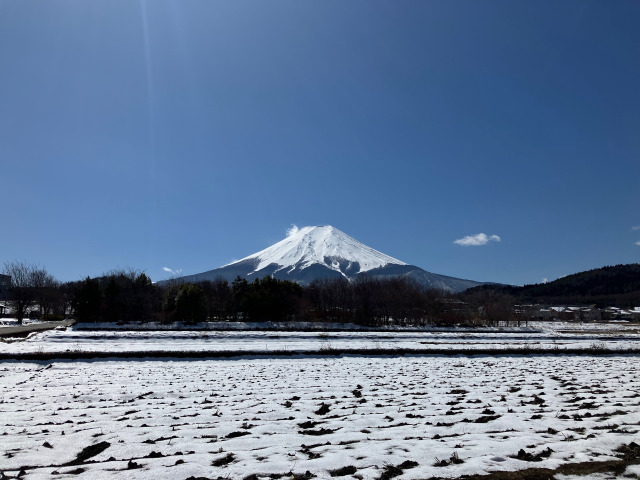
[171,226,485,293]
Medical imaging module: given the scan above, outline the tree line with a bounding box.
[465,263,640,308]
[1,261,71,323]
[2,261,518,326]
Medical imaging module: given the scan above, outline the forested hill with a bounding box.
[464,264,640,307]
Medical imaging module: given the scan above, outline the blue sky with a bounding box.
[1,0,639,286]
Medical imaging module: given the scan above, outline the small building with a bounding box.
[575,306,601,322]
[549,306,575,321]
[601,307,640,321]
[536,308,555,320]
[544,306,601,322]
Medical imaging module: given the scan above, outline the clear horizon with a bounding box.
[1,1,639,286]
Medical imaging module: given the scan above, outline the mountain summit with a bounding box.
[172,225,484,293]
[226,225,406,278]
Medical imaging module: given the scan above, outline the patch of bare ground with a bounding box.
[185,477,240,480]
[242,472,314,480]
[63,441,111,466]
[424,442,640,480]
[211,452,235,466]
[328,465,358,476]
[377,460,419,480]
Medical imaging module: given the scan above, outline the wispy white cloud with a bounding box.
[286,224,299,237]
[453,233,501,247]
[632,226,640,231]
[636,241,640,246]
[162,267,182,276]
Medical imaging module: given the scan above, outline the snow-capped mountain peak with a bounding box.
[165,225,485,292]
[226,225,407,277]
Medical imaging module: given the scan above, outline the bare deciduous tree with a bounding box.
[31,267,59,319]
[2,261,52,323]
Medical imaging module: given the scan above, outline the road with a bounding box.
[0,319,75,337]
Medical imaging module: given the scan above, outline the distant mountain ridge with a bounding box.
[167,225,486,293]
[466,263,640,306]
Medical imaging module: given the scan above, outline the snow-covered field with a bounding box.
[2,355,640,479]
[2,323,640,479]
[1,321,640,355]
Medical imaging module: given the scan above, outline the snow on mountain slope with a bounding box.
[225,225,406,277]
[167,225,486,292]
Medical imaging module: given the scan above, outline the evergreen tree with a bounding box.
[74,277,103,322]
[175,284,207,323]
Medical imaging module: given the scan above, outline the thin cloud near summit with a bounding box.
[286,224,300,237]
[162,267,182,276]
[454,233,501,247]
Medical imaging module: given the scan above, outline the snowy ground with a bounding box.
[2,355,640,479]
[1,321,640,355]
[2,323,640,479]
